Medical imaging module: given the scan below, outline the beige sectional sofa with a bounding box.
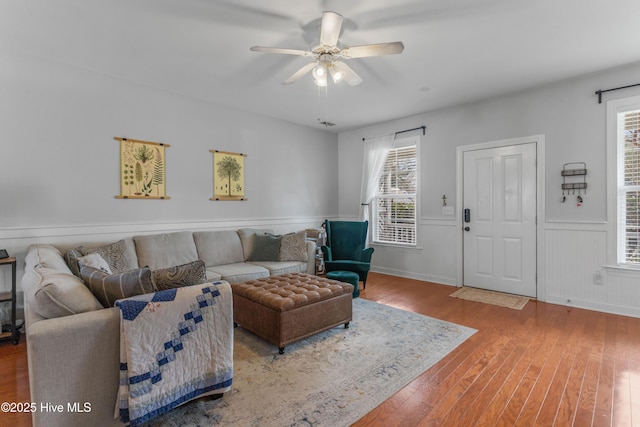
[21,228,315,427]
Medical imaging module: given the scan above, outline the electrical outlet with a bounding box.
[593,270,603,286]
[442,206,454,216]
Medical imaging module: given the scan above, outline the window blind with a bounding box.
[621,110,640,263]
[374,145,417,245]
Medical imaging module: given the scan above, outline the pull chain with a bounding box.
[317,83,329,127]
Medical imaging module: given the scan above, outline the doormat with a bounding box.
[450,286,530,310]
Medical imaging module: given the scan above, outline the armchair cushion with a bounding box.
[323,220,370,261]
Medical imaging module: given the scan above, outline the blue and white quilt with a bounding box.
[115,281,234,426]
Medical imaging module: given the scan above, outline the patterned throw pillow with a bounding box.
[280,230,308,262]
[80,240,136,274]
[152,260,207,291]
[249,234,282,261]
[80,265,156,307]
[76,253,112,274]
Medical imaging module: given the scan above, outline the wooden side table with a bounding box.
[305,228,326,275]
[0,257,20,345]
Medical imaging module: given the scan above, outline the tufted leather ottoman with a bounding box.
[231,272,353,354]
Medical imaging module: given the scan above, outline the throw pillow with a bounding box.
[76,253,112,274]
[63,247,84,277]
[80,239,137,274]
[80,265,156,308]
[280,230,308,262]
[152,260,207,291]
[249,233,282,261]
[30,267,103,319]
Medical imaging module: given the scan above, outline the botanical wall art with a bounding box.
[211,150,247,201]
[115,137,170,199]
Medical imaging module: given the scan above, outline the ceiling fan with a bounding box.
[250,11,404,87]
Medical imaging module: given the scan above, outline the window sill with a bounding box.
[371,242,422,252]
[604,264,640,276]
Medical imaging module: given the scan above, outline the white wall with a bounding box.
[338,60,640,318]
[0,50,339,295]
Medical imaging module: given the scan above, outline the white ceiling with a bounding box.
[3,0,640,133]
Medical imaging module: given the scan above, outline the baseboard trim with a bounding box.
[371,267,457,287]
[545,294,640,319]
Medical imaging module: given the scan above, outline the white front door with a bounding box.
[462,143,537,297]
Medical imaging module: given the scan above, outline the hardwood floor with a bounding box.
[0,332,30,427]
[354,273,640,427]
[2,272,639,426]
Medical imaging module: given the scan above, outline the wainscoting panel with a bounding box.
[0,216,328,298]
[371,219,458,285]
[545,223,640,318]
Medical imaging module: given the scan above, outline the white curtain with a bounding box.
[359,133,395,223]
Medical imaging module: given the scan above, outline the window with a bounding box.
[617,108,640,264]
[372,137,418,245]
[608,95,640,266]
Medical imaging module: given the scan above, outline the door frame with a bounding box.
[455,135,546,301]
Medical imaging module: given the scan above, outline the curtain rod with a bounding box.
[595,83,640,104]
[362,125,426,141]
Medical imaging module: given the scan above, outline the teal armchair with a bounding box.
[321,220,374,288]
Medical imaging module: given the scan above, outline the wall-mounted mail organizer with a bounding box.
[561,162,587,204]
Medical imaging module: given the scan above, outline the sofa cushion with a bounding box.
[193,230,245,267]
[152,260,207,291]
[133,231,198,270]
[25,244,73,275]
[206,262,269,284]
[30,267,103,319]
[205,270,223,282]
[248,260,307,276]
[79,239,137,274]
[279,230,308,262]
[80,265,156,307]
[237,228,273,261]
[249,234,282,261]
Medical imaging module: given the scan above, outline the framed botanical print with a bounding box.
[115,137,170,199]
[211,150,247,201]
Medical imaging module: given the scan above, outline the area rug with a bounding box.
[450,286,530,310]
[143,298,476,426]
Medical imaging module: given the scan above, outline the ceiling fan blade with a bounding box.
[283,62,318,85]
[319,11,343,47]
[340,41,404,59]
[331,61,363,86]
[250,46,312,57]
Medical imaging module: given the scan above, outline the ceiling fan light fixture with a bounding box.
[250,11,403,87]
[314,76,328,87]
[312,63,327,80]
[329,66,344,84]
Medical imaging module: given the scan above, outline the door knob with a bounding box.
[464,226,470,231]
